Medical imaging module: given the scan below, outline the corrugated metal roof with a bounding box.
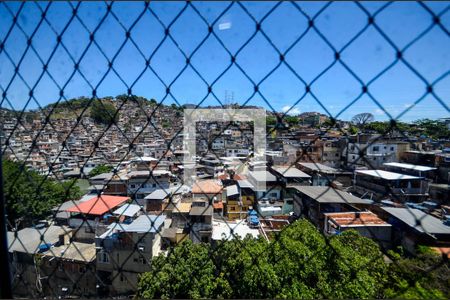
[144,185,190,200]
[298,162,339,174]
[248,170,277,183]
[272,166,311,178]
[122,215,166,233]
[382,207,450,235]
[292,186,373,204]
[356,169,422,180]
[383,162,437,172]
[8,226,68,254]
[65,195,130,216]
[113,204,142,217]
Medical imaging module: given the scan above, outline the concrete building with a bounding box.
[95,215,166,295]
[323,211,392,249]
[354,170,428,202]
[291,186,374,229]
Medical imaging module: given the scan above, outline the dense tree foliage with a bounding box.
[364,119,450,139]
[384,246,449,299]
[138,219,447,299]
[352,112,374,128]
[90,99,119,125]
[44,96,91,111]
[88,164,113,178]
[3,159,82,227]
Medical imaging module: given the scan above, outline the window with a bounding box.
[99,252,109,263]
[130,184,136,189]
[139,256,147,264]
[335,153,339,157]
[78,265,86,273]
[372,146,379,152]
[390,146,394,151]
[229,206,236,211]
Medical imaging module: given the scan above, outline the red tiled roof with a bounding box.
[233,174,246,180]
[218,174,229,180]
[326,212,387,226]
[66,195,129,216]
[213,202,224,209]
[192,180,223,194]
[431,247,450,258]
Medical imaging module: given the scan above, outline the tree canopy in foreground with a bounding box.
[138,219,448,299]
[3,159,82,227]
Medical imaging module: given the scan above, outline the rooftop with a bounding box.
[8,225,68,254]
[226,185,239,197]
[42,242,96,263]
[128,170,172,177]
[298,162,340,174]
[112,203,142,217]
[174,202,192,213]
[65,195,130,216]
[383,162,437,172]
[121,214,166,233]
[382,207,450,236]
[237,179,254,189]
[131,156,158,162]
[212,221,260,241]
[292,186,373,204]
[271,166,311,178]
[248,170,277,183]
[355,169,422,180]
[192,179,223,194]
[324,211,391,227]
[145,185,190,200]
[190,204,214,216]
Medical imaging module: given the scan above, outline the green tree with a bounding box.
[266,115,277,126]
[138,241,220,299]
[384,246,449,299]
[414,119,450,139]
[137,219,400,299]
[90,99,118,125]
[3,159,82,227]
[284,115,299,127]
[88,164,113,178]
[348,125,359,135]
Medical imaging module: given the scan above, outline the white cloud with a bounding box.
[374,108,384,115]
[282,105,301,115]
[218,21,232,30]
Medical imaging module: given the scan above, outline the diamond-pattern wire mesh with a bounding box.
[0,1,449,298]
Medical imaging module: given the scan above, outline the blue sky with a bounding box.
[0,1,449,121]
